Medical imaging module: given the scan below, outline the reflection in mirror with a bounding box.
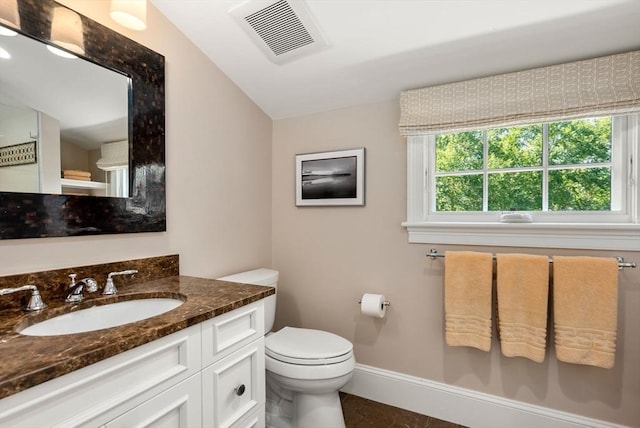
[0,0,165,239]
[0,27,129,197]
[0,103,38,193]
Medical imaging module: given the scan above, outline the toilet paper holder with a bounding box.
[357,298,390,307]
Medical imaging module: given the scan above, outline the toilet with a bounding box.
[218,269,355,428]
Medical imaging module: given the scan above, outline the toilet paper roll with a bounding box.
[360,293,387,318]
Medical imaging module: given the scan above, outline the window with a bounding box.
[432,116,627,219]
[106,167,129,198]
[403,115,639,250]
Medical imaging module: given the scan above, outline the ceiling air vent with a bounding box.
[229,0,327,64]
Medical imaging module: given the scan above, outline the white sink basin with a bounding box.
[19,298,184,336]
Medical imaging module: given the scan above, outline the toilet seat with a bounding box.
[266,327,353,366]
[266,352,355,381]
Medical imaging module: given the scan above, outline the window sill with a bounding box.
[401,222,640,251]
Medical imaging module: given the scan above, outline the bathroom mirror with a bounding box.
[0,29,129,196]
[0,0,165,239]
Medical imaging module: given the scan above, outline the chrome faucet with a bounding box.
[0,285,47,311]
[103,270,138,295]
[65,274,99,303]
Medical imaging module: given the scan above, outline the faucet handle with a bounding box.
[68,273,77,287]
[103,270,138,295]
[103,277,117,295]
[108,269,138,278]
[0,285,47,312]
[26,288,47,311]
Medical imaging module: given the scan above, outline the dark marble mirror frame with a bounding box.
[0,0,165,239]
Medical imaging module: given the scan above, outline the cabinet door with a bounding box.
[104,374,202,428]
[203,339,265,428]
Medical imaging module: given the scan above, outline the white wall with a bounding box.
[39,112,62,194]
[272,99,640,427]
[0,1,272,278]
[0,104,39,193]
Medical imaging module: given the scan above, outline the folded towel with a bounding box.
[63,175,91,181]
[553,256,618,369]
[444,251,494,351]
[496,253,549,362]
[63,169,91,178]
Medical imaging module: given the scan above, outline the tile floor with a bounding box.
[340,393,466,428]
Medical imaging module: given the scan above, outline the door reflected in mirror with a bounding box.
[0,25,130,197]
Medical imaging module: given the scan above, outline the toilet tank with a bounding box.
[217,268,278,333]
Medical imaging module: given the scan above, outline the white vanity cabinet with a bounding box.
[201,301,265,428]
[103,373,202,428]
[0,300,266,428]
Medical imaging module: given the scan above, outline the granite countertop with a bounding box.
[0,275,275,400]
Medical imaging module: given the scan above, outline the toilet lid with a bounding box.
[266,327,353,365]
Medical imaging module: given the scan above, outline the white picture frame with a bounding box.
[295,148,365,206]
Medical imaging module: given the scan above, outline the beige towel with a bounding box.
[63,169,91,178]
[553,256,618,369]
[63,174,91,181]
[444,251,494,351]
[496,253,549,362]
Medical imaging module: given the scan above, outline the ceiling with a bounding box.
[151,0,640,120]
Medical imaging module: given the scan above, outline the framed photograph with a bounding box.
[296,148,365,206]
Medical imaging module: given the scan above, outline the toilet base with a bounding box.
[266,389,345,428]
[265,370,351,428]
[295,391,345,428]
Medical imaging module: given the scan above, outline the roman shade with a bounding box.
[398,50,640,136]
[96,140,128,171]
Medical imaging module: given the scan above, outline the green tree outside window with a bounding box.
[434,117,612,212]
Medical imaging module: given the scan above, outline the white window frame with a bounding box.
[106,166,129,198]
[402,115,640,251]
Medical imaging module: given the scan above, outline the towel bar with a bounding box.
[426,248,637,269]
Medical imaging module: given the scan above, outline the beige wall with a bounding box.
[60,140,89,171]
[272,99,640,426]
[0,1,272,278]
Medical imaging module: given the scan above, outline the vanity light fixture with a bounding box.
[48,6,85,58]
[0,0,20,36]
[110,0,147,31]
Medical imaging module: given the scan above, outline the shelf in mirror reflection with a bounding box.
[60,178,107,190]
[61,178,106,196]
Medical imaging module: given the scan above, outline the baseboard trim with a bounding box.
[340,364,626,428]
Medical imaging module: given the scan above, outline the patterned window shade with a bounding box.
[97,140,128,171]
[398,50,640,136]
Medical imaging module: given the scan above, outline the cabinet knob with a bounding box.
[235,384,246,396]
